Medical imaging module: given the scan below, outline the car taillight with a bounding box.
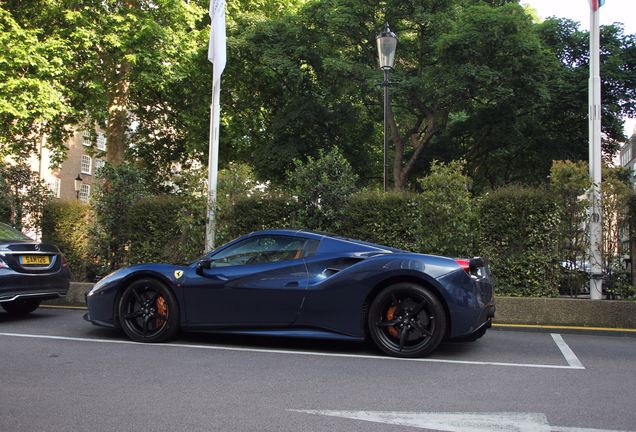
[61,254,69,268]
[0,257,7,269]
[454,259,470,274]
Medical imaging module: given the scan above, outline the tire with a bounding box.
[117,278,179,343]
[1,298,41,316]
[368,283,446,358]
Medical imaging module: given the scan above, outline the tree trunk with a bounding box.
[387,104,436,192]
[106,60,131,165]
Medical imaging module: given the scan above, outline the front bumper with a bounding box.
[83,312,116,328]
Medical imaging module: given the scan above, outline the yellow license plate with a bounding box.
[21,255,50,265]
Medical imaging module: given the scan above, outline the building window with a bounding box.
[96,132,107,151]
[81,154,92,175]
[82,130,92,146]
[50,177,61,198]
[95,159,105,173]
[79,184,91,203]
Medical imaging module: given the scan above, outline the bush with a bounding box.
[339,191,421,251]
[90,163,148,273]
[339,161,477,256]
[288,147,358,231]
[479,185,561,297]
[418,160,476,257]
[127,195,187,264]
[218,193,298,242]
[42,200,92,281]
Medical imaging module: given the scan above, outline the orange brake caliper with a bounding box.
[386,305,399,338]
[155,296,168,327]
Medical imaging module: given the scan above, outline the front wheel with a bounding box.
[118,279,179,343]
[1,298,41,316]
[368,283,446,358]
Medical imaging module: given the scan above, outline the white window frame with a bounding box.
[82,130,92,146]
[50,177,61,198]
[95,159,105,173]
[96,132,107,151]
[79,184,91,203]
[81,154,92,175]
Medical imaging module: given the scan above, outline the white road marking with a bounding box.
[551,334,585,369]
[289,410,633,432]
[0,331,584,369]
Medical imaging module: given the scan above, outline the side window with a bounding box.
[210,236,308,267]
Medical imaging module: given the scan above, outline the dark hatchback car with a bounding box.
[0,222,70,315]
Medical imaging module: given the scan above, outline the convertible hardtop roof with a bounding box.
[249,229,404,253]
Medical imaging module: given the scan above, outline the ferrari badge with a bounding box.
[174,270,184,279]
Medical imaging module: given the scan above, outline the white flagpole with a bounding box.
[588,0,603,300]
[206,81,221,252]
[205,0,226,252]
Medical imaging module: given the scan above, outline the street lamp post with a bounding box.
[74,174,83,200]
[377,23,397,192]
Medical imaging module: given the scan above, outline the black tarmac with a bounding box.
[1,307,635,432]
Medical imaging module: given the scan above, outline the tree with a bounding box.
[536,19,636,160]
[0,161,53,232]
[0,7,74,165]
[4,0,206,167]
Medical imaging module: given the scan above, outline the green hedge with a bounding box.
[339,190,476,257]
[479,185,561,297]
[42,200,92,281]
[339,191,421,251]
[41,185,564,298]
[127,195,186,264]
[218,193,298,243]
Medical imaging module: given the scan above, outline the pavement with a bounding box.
[1,307,635,432]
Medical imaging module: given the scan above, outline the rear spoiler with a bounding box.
[454,257,487,276]
[469,257,485,272]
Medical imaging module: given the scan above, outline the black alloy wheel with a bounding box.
[118,279,179,343]
[1,298,41,316]
[368,283,446,358]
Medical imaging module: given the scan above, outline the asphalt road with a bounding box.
[1,307,635,432]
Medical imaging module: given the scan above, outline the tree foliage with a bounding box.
[2,0,206,167]
[0,7,73,164]
[0,160,52,232]
[90,163,148,273]
[288,147,358,231]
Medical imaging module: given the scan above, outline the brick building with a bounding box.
[31,129,107,203]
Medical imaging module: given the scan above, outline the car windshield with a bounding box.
[0,222,32,242]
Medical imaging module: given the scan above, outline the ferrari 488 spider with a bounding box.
[85,230,495,357]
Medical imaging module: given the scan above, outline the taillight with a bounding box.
[454,259,471,274]
[61,254,69,268]
[0,257,8,269]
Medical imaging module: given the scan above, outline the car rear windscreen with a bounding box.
[0,223,32,241]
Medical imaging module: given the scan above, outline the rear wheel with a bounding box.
[368,283,446,358]
[1,298,41,316]
[118,279,179,343]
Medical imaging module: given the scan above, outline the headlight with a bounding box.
[87,270,119,297]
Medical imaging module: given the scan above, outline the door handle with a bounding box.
[285,281,299,287]
[203,273,229,281]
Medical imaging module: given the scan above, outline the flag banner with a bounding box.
[208,0,226,85]
[590,0,605,11]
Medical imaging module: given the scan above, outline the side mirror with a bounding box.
[195,259,212,276]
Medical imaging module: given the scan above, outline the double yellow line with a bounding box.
[493,323,636,333]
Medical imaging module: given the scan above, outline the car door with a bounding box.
[183,235,311,326]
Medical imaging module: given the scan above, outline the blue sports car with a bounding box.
[85,230,495,357]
